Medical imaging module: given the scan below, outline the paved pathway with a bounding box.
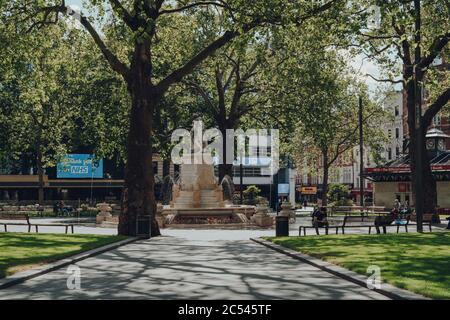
[0,235,387,300]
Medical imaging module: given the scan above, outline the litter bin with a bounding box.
[136,215,152,239]
[276,215,289,237]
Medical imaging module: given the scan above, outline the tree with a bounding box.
[353,0,449,228]
[272,49,387,207]
[0,21,85,204]
[153,86,200,178]
[6,0,339,236]
[328,183,351,206]
[184,37,269,183]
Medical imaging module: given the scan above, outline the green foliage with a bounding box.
[243,185,261,205]
[327,184,352,206]
[352,0,449,117]
[0,21,81,169]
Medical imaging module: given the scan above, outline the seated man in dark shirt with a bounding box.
[375,211,397,234]
[312,207,328,235]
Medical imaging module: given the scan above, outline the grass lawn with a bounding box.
[0,233,127,278]
[265,232,450,299]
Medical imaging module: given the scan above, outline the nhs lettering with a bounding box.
[57,154,103,179]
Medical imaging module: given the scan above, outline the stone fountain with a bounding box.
[162,161,255,226]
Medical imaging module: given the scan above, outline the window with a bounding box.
[152,162,158,175]
[394,106,399,117]
[249,146,271,157]
[388,129,392,139]
[388,148,392,160]
[233,167,264,177]
[395,128,399,139]
[396,147,400,157]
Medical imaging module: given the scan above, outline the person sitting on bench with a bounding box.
[375,210,397,234]
[391,199,401,215]
[312,207,328,235]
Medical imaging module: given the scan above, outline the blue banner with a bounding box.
[57,154,103,179]
[278,184,290,195]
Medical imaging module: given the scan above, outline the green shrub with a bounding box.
[327,183,352,206]
[243,185,261,205]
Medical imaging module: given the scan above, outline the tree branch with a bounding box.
[33,4,131,80]
[366,74,404,85]
[78,14,130,79]
[156,28,242,93]
[215,67,226,115]
[392,17,412,66]
[422,87,450,128]
[418,33,450,70]
[183,80,220,116]
[108,0,139,30]
[159,1,230,15]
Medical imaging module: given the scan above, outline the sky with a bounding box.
[65,0,385,94]
[66,0,82,9]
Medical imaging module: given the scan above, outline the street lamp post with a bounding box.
[240,148,244,205]
[359,96,365,211]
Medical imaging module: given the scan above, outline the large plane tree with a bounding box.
[5,0,340,236]
[355,0,449,229]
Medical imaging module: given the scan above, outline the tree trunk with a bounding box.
[406,80,437,216]
[321,151,329,208]
[119,43,161,237]
[36,144,44,205]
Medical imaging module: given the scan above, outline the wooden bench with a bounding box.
[299,215,411,236]
[341,216,378,234]
[0,213,75,234]
[0,213,32,232]
[408,213,434,232]
[299,217,346,236]
[343,215,412,234]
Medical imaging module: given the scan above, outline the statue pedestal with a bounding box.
[171,162,224,209]
[156,203,165,228]
[251,200,274,227]
[280,201,295,223]
[96,203,112,224]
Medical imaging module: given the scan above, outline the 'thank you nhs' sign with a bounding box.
[57,154,103,179]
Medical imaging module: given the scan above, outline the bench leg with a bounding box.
[299,227,302,236]
[325,227,329,235]
[369,226,372,234]
[405,225,408,233]
[65,226,68,234]
[303,228,306,236]
[342,227,345,234]
[397,225,400,233]
[335,227,339,234]
[35,225,38,233]
[429,223,432,232]
[4,225,7,232]
[72,225,74,234]
[28,225,30,233]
